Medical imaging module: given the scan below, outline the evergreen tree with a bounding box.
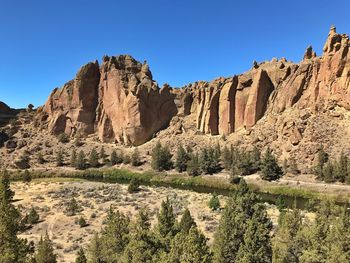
[272,208,303,263]
[314,146,329,179]
[0,170,31,262]
[236,204,272,263]
[323,161,335,183]
[251,146,261,173]
[34,232,57,263]
[260,148,283,181]
[221,145,232,170]
[335,151,348,182]
[70,149,77,167]
[22,169,32,183]
[131,148,141,166]
[27,206,40,224]
[187,152,200,176]
[76,150,86,170]
[213,180,270,263]
[128,178,140,193]
[99,147,107,164]
[169,227,213,263]
[110,150,118,165]
[56,148,64,167]
[121,210,157,263]
[200,147,221,175]
[75,247,87,263]
[208,193,220,211]
[64,197,81,216]
[89,149,99,168]
[178,208,196,233]
[157,197,176,238]
[88,234,103,263]
[151,142,173,171]
[175,144,189,172]
[99,208,130,262]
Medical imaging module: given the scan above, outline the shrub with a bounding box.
[27,207,40,224]
[58,133,69,143]
[128,178,140,193]
[77,216,87,228]
[260,148,283,181]
[56,149,64,167]
[187,153,200,176]
[208,193,220,211]
[151,142,173,171]
[22,170,32,183]
[89,149,99,168]
[131,148,141,166]
[65,197,82,216]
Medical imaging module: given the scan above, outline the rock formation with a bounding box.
[38,26,350,148]
[39,55,177,146]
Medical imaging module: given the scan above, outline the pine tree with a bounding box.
[175,144,189,172]
[178,208,196,233]
[0,170,31,262]
[34,232,57,263]
[335,151,348,182]
[76,150,86,170]
[251,146,261,173]
[260,148,283,181]
[70,149,77,167]
[75,247,87,263]
[314,145,329,179]
[56,148,64,167]
[89,149,99,168]
[323,161,335,183]
[187,152,200,176]
[131,148,141,166]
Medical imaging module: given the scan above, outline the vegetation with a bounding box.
[199,146,221,175]
[22,169,32,183]
[131,148,142,166]
[77,216,87,228]
[34,232,57,263]
[175,144,190,172]
[57,133,69,144]
[208,192,220,211]
[26,206,40,225]
[75,247,87,263]
[186,152,200,176]
[260,148,283,181]
[76,151,86,170]
[56,148,64,167]
[127,178,140,193]
[89,149,99,168]
[64,197,82,216]
[151,142,173,171]
[70,149,77,167]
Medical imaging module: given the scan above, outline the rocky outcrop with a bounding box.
[40,55,177,146]
[39,26,350,147]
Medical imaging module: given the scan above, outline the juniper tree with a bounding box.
[110,150,118,165]
[178,208,196,233]
[131,148,141,166]
[99,208,130,262]
[75,247,87,263]
[187,152,200,176]
[56,148,64,167]
[0,170,31,262]
[151,142,173,171]
[76,150,86,170]
[221,145,232,170]
[99,147,107,164]
[208,193,220,211]
[89,149,99,168]
[260,148,283,181]
[70,149,77,167]
[27,206,40,224]
[34,232,57,263]
[175,144,189,172]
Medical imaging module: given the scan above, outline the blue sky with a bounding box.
[0,0,349,108]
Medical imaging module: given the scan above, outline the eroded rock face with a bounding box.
[41,55,177,146]
[40,26,350,146]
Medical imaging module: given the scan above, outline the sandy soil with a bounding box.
[13,179,231,262]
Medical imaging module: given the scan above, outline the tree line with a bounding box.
[1,169,349,263]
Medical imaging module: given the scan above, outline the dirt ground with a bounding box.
[12,179,283,262]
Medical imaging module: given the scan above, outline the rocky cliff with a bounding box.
[38,26,350,148]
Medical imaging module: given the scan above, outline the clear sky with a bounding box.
[1,0,349,108]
